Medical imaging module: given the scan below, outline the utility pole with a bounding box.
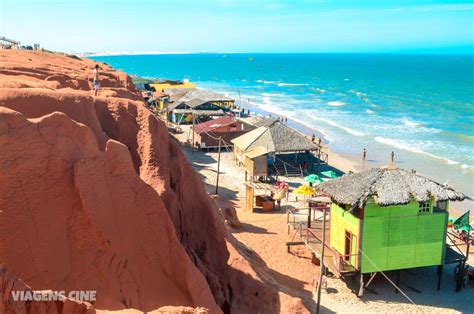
[238,88,242,118]
[191,110,195,154]
[215,137,222,195]
[316,205,327,314]
[317,138,322,175]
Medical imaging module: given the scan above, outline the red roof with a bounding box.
[194,116,239,134]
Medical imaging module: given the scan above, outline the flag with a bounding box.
[453,210,471,232]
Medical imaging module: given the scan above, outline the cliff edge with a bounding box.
[0,50,307,313]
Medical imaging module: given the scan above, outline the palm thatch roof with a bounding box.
[165,88,233,103]
[318,167,465,209]
[231,119,319,153]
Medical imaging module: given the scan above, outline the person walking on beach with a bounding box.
[391,151,395,163]
[363,148,367,161]
[92,64,100,97]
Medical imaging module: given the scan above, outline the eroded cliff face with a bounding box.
[0,50,307,313]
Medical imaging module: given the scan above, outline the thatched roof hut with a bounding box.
[319,167,465,209]
[232,119,319,154]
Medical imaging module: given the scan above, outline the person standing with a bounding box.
[363,148,367,160]
[92,64,100,97]
[391,151,395,163]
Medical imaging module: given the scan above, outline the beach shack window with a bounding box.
[433,200,447,213]
[418,201,430,213]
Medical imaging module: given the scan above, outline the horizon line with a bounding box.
[85,50,474,58]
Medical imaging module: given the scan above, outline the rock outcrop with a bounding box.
[0,50,308,313]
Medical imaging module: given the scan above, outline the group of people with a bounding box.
[362,148,395,163]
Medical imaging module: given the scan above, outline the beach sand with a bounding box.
[170,123,473,313]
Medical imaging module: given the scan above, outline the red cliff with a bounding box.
[0,50,307,313]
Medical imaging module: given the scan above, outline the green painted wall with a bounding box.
[329,204,360,268]
[360,200,447,274]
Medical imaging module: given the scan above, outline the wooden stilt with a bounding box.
[437,265,443,291]
[395,270,401,294]
[358,273,364,297]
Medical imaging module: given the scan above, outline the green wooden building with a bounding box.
[319,166,465,294]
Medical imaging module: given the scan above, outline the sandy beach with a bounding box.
[170,122,473,314]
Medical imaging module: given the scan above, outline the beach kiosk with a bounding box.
[316,166,466,295]
[245,182,275,212]
[231,119,323,179]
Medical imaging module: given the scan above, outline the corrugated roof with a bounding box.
[193,116,239,134]
[171,109,224,116]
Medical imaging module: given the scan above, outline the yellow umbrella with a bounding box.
[293,184,315,196]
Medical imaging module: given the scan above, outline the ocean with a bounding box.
[91,53,474,205]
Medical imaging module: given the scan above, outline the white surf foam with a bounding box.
[374,136,467,167]
[256,80,279,85]
[366,109,375,114]
[328,101,346,107]
[277,83,309,87]
[402,118,422,127]
[447,159,460,165]
[310,116,365,137]
[375,136,428,155]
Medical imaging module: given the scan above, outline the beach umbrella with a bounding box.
[304,174,324,184]
[293,185,315,196]
[321,170,338,179]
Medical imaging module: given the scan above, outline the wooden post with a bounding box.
[437,265,443,291]
[456,261,463,292]
[215,137,222,195]
[358,273,364,297]
[395,270,401,294]
[316,206,327,314]
[307,207,312,229]
[191,111,195,153]
[317,142,322,175]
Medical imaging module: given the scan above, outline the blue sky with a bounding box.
[0,0,472,53]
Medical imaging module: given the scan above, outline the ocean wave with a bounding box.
[310,116,364,136]
[277,83,309,87]
[399,118,441,134]
[447,159,460,165]
[402,118,422,127]
[256,80,279,85]
[461,164,474,169]
[328,101,346,107]
[262,95,273,106]
[261,92,285,97]
[350,90,366,98]
[374,136,468,167]
[375,136,430,155]
[366,109,375,114]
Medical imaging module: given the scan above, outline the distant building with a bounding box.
[0,36,20,49]
[150,79,196,92]
[173,89,235,110]
[168,99,224,124]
